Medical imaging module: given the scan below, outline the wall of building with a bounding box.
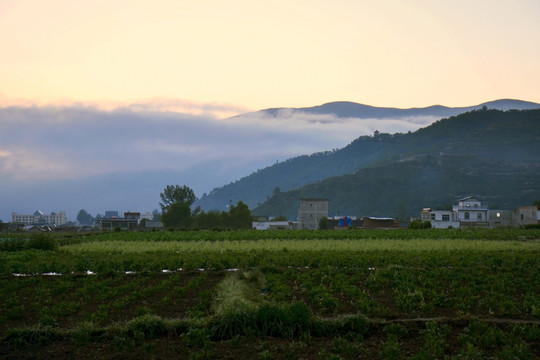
[298,199,328,230]
[512,206,539,227]
[429,210,460,228]
[488,210,512,228]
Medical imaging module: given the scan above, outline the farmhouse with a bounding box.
[453,197,489,228]
[422,209,460,229]
[421,197,539,228]
[97,212,140,230]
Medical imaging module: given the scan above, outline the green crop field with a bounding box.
[1,229,539,359]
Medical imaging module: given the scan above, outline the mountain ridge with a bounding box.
[251,108,540,218]
[195,100,540,212]
[235,98,540,120]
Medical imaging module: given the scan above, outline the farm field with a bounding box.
[1,229,540,359]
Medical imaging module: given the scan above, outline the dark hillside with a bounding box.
[253,154,540,219]
[196,108,540,212]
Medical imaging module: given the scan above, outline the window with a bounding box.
[477,213,482,220]
[431,214,435,220]
[496,212,501,218]
[442,214,450,221]
[465,212,470,220]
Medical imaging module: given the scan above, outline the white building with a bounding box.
[422,197,537,229]
[452,197,489,228]
[12,210,67,225]
[427,209,460,229]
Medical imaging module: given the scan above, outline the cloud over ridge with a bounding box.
[0,103,439,221]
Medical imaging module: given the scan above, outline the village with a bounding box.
[4,196,540,233]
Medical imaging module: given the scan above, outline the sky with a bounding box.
[1,0,540,221]
[1,0,540,111]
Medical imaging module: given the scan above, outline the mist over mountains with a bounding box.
[195,100,540,214]
[252,109,540,219]
[259,99,538,119]
[0,99,538,222]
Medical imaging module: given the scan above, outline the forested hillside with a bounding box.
[253,155,540,219]
[197,108,540,216]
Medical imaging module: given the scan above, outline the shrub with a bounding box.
[5,326,61,348]
[0,237,27,251]
[384,322,408,338]
[340,314,370,336]
[28,234,57,250]
[319,217,329,230]
[72,322,105,343]
[408,220,432,229]
[255,303,288,337]
[126,315,168,339]
[286,302,313,337]
[210,309,257,340]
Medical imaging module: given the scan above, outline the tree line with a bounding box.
[74,184,253,230]
[160,185,253,230]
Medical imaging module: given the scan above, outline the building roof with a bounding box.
[365,217,395,221]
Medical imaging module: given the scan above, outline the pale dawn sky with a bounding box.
[1,0,540,115]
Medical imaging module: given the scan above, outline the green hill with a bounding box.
[197,108,540,217]
[253,155,539,219]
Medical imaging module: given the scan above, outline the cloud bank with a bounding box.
[0,104,438,221]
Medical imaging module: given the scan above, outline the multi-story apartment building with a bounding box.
[12,210,67,225]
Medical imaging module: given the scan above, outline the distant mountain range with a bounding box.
[238,98,540,120]
[195,100,540,218]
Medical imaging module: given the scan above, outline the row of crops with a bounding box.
[1,229,539,359]
[3,227,539,246]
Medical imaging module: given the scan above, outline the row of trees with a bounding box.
[160,185,253,230]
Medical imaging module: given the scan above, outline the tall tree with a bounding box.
[161,202,192,229]
[160,185,196,212]
[226,201,253,229]
[193,210,223,230]
[76,209,95,225]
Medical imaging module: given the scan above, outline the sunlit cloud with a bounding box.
[0,94,250,119]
